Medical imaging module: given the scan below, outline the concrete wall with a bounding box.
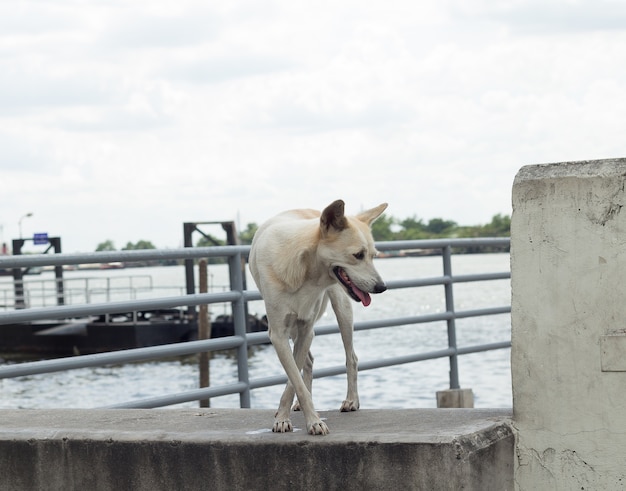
[0,408,513,491]
[511,159,626,489]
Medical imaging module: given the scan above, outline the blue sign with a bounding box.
[33,233,48,245]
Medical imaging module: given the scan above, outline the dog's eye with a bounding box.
[353,251,365,260]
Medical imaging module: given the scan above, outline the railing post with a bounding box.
[50,237,65,306]
[442,245,460,390]
[229,251,251,408]
[11,239,26,309]
[183,222,197,325]
[198,259,212,408]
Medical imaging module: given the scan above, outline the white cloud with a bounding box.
[449,0,626,33]
[97,6,222,50]
[1,0,625,251]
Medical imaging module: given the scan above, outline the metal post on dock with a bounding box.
[49,237,65,306]
[198,259,212,408]
[436,245,474,408]
[11,236,65,309]
[183,223,197,325]
[11,239,26,309]
[443,245,460,390]
[229,251,251,408]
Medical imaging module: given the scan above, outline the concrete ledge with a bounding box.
[0,408,513,491]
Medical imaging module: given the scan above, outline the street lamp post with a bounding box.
[18,212,33,239]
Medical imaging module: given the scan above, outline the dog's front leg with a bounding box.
[330,288,360,412]
[269,315,329,435]
[274,377,295,433]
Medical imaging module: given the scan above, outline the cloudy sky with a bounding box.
[1,0,626,252]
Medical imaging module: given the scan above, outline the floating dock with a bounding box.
[0,311,267,356]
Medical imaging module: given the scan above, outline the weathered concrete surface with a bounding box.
[0,408,512,490]
[512,159,626,489]
[436,388,474,408]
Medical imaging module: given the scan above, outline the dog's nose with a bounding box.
[373,283,387,294]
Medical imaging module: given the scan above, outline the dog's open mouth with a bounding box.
[333,267,371,307]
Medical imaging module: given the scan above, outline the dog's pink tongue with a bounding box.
[352,285,371,307]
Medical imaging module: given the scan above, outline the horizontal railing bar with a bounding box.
[248,347,458,387]
[358,348,456,371]
[0,291,242,325]
[385,276,451,289]
[105,340,512,409]
[384,272,509,290]
[316,306,510,336]
[452,272,511,283]
[249,374,289,390]
[234,272,507,299]
[0,306,511,380]
[351,312,453,332]
[455,306,511,318]
[101,382,251,409]
[457,341,511,354]
[107,371,293,410]
[0,276,508,326]
[0,336,246,379]
[309,341,511,378]
[246,331,271,346]
[376,238,510,251]
[0,246,251,268]
[0,238,510,270]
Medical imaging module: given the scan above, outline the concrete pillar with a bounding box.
[511,159,626,489]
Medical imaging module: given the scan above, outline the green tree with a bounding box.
[122,240,157,250]
[196,235,224,247]
[397,216,428,240]
[193,234,226,264]
[482,214,511,236]
[239,223,258,245]
[399,216,425,231]
[426,218,457,235]
[371,214,395,241]
[95,240,116,251]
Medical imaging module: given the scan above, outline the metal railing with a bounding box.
[0,274,157,309]
[0,238,511,409]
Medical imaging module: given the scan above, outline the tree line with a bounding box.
[95,214,510,257]
[96,239,157,251]
[370,213,510,242]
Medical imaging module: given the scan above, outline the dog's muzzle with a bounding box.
[333,267,386,306]
[373,283,387,294]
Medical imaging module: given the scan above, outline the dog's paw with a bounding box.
[340,399,360,412]
[292,400,301,412]
[272,418,293,433]
[307,419,330,436]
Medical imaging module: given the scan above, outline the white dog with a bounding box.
[249,199,388,435]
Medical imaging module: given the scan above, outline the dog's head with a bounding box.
[318,200,388,306]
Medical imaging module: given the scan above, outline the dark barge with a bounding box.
[0,310,268,357]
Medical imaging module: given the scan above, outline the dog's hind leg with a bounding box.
[292,350,314,411]
[329,287,360,412]
[293,295,328,412]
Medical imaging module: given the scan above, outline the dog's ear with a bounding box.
[357,203,388,226]
[320,199,348,235]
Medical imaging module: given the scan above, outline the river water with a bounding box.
[0,253,512,410]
